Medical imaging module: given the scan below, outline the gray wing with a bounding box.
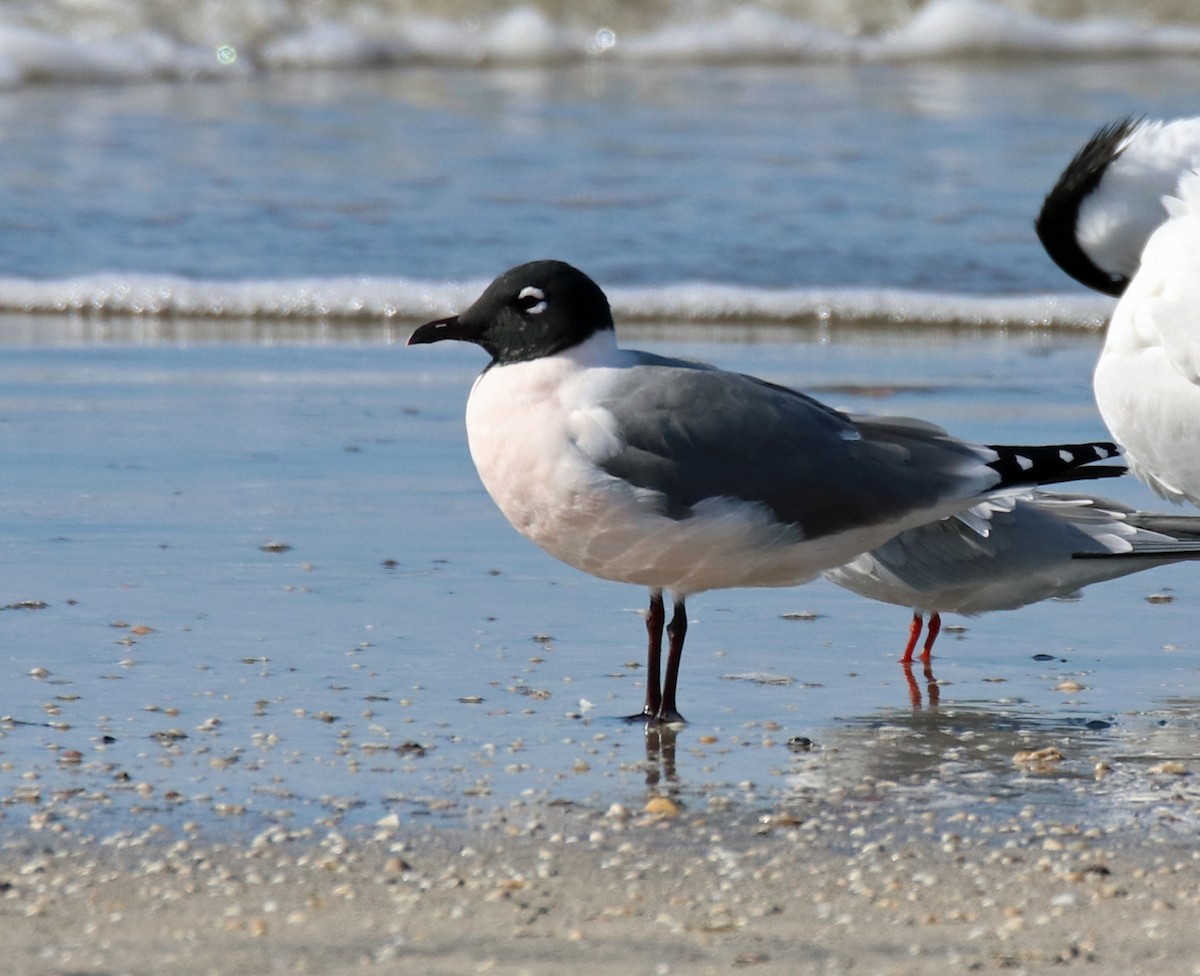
[593,357,1000,540]
[827,491,1200,614]
[1126,511,1200,542]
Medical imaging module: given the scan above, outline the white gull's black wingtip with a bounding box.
[1035,115,1144,297]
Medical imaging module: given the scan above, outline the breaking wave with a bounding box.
[3,0,1200,88]
[0,272,1114,331]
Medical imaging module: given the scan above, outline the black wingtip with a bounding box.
[1035,115,1144,297]
[1036,464,1126,485]
[985,442,1125,488]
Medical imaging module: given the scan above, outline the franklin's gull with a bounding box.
[825,490,1200,663]
[408,260,1123,723]
[1036,115,1200,296]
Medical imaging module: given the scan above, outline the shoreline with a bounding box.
[4,782,1198,975]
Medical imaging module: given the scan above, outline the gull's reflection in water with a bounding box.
[641,723,679,796]
[902,658,941,710]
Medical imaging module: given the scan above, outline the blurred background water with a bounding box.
[0,0,1199,321]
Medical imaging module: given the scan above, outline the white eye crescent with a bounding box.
[517,285,547,314]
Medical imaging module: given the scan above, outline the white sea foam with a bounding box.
[881,0,1200,59]
[2,0,1200,87]
[0,273,1114,331]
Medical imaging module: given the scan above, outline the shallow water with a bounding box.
[1,324,1196,839]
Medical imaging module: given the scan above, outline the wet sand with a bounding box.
[4,783,1199,976]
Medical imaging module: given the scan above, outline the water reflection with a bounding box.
[640,723,679,796]
[901,658,940,709]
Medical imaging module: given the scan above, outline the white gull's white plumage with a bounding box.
[1093,169,1200,505]
[825,489,1200,663]
[1036,115,1200,296]
[408,260,1122,722]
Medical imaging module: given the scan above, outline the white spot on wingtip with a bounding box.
[1015,454,1034,471]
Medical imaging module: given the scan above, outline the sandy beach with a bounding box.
[4,786,1199,976]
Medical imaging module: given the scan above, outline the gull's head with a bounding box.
[407,260,614,365]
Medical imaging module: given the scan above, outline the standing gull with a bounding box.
[1093,170,1200,505]
[408,260,1122,723]
[825,490,1200,662]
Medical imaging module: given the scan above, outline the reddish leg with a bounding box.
[920,612,942,663]
[900,611,923,664]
